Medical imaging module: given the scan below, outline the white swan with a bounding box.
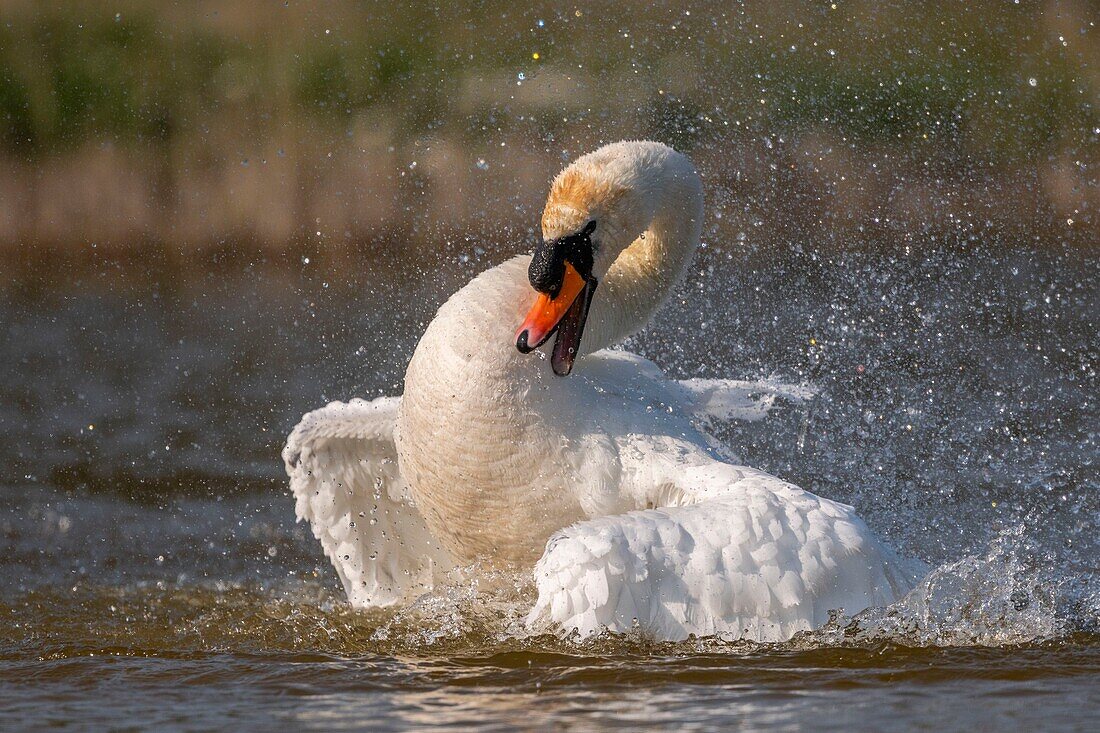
[284,141,919,642]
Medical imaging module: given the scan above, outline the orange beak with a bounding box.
[515,261,587,354]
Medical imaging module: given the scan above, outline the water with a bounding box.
[1,240,1097,730]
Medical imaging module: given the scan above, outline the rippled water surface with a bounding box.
[1,241,1097,730]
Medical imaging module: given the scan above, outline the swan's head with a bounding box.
[515,141,690,376]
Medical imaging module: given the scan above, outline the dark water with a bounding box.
[1,240,1098,730]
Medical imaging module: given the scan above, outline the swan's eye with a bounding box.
[582,220,598,253]
[528,223,597,294]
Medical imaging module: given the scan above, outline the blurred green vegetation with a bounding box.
[2,1,1093,157]
[0,0,1095,253]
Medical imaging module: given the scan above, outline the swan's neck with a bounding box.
[408,145,704,385]
[581,182,704,355]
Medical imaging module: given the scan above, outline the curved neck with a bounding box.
[581,179,704,354]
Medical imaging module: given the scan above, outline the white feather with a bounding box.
[528,453,921,641]
[283,397,451,606]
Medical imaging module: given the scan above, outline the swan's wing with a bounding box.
[676,378,816,422]
[530,440,920,642]
[283,397,450,608]
[580,350,813,423]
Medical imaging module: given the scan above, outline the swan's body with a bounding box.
[285,141,920,641]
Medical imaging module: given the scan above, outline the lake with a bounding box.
[1,239,1097,730]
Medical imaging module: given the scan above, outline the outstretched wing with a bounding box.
[676,378,816,423]
[579,350,814,423]
[283,397,451,607]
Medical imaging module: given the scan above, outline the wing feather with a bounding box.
[529,450,922,641]
[676,378,816,423]
[284,396,451,607]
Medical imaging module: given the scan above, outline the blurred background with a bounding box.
[0,0,1095,271]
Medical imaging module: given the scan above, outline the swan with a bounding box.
[284,140,920,642]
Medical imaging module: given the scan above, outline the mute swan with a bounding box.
[284,141,919,641]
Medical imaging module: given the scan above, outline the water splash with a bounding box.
[844,526,1098,647]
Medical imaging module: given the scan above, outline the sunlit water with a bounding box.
[1,241,1097,730]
